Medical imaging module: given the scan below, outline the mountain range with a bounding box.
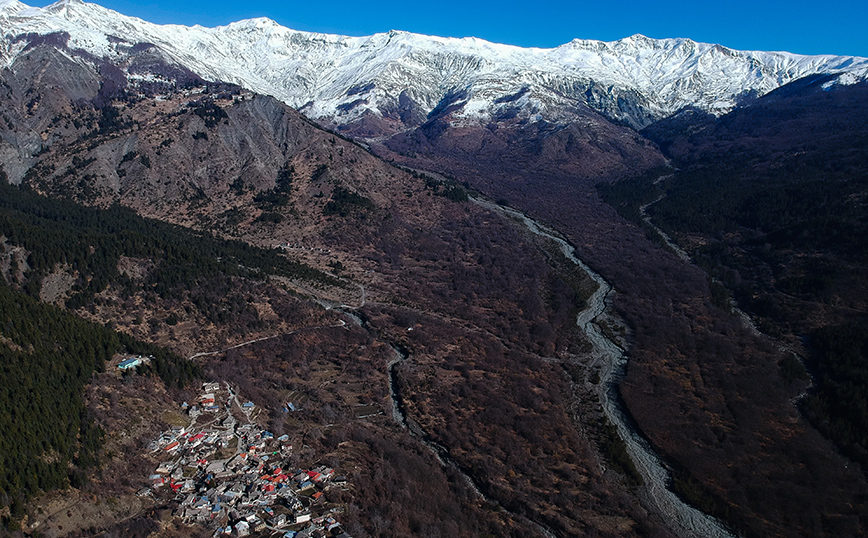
[3,0,868,135]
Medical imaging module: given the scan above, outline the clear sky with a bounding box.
[28,0,868,57]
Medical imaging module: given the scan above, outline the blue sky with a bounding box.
[30,0,868,57]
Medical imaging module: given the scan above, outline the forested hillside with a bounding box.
[607,79,868,478]
[0,175,339,306]
[0,274,197,529]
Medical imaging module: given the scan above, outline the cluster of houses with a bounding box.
[141,382,352,538]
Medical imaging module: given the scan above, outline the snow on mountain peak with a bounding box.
[43,0,87,15]
[2,0,867,130]
[0,0,28,16]
[225,17,280,31]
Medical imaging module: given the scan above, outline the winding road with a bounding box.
[640,189,814,409]
[186,320,347,361]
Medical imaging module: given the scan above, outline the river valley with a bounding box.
[472,198,736,538]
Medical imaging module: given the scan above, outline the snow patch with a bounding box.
[822,71,866,90]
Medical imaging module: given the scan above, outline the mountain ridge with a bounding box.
[3,0,868,132]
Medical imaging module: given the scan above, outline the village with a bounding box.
[139,381,352,538]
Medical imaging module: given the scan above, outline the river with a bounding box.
[473,198,736,538]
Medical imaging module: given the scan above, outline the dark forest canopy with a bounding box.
[0,280,197,523]
[0,179,342,309]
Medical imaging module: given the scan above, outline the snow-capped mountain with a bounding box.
[2,0,868,131]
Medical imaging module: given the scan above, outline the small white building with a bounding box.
[118,357,142,370]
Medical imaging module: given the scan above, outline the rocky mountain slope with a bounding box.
[5,0,866,195]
